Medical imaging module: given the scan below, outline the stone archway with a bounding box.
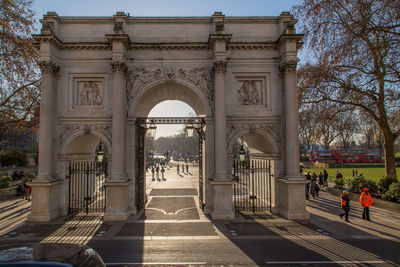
[125,76,213,217]
[228,127,281,214]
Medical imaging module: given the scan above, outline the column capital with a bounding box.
[39,61,59,75]
[279,60,298,73]
[214,60,227,74]
[111,61,127,73]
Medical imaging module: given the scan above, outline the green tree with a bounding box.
[0,148,28,167]
[294,0,400,179]
[0,0,40,140]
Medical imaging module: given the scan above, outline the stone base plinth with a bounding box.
[277,177,309,221]
[28,179,63,222]
[210,179,235,220]
[104,180,130,221]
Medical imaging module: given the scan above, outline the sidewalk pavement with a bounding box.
[0,168,399,265]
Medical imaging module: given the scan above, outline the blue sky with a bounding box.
[33,0,299,21]
[32,0,300,138]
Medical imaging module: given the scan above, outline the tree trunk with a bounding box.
[383,132,397,180]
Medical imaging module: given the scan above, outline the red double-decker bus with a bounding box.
[310,149,383,164]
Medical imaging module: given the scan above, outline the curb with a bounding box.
[326,187,400,213]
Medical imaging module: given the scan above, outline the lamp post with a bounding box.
[149,123,157,139]
[186,123,194,138]
[239,144,246,162]
[97,142,104,162]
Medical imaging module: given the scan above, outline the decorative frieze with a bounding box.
[58,124,112,146]
[227,122,281,149]
[127,66,214,102]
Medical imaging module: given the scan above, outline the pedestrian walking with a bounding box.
[318,172,324,188]
[305,182,310,200]
[339,189,350,222]
[156,165,160,181]
[24,182,29,200]
[360,188,374,221]
[182,164,184,174]
[177,163,179,174]
[27,183,32,201]
[323,169,328,187]
[161,166,165,181]
[151,166,155,181]
[310,178,317,199]
[186,163,189,173]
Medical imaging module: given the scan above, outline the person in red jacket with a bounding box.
[360,188,374,221]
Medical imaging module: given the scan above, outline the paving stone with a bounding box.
[149,188,198,196]
[117,222,217,236]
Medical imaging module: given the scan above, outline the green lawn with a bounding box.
[303,166,400,183]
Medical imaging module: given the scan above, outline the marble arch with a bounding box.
[128,75,213,118]
[29,11,309,222]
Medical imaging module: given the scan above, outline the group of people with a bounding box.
[150,163,166,181]
[16,181,32,201]
[176,162,190,175]
[340,187,374,222]
[305,170,328,200]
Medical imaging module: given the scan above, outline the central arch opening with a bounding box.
[135,99,206,221]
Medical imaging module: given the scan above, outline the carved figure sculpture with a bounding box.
[80,82,102,106]
[80,83,90,105]
[91,82,102,105]
[238,80,259,105]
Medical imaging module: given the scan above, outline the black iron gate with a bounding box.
[233,158,272,213]
[68,160,107,214]
[136,117,205,210]
[197,121,205,209]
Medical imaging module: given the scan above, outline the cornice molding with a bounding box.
[130,42,208,50]
[32,36,280,51]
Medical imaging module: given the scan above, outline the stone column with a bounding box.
[213,61,228,180]
[28,61,63,222]
[104,61,130,221]
[110,62,127,181]
[283,61,300,178]
[277,60,309,221]
[37,61,58,181]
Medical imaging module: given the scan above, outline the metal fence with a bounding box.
[68,161,107,214]
[233,158,272,213]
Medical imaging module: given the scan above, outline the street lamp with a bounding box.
[186,123,194,138]
[149,123,157,139]
[239,144,246,162]
[97,142,104,162]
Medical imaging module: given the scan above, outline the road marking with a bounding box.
[266,260,387,264]
[145,208,166,214]
[175,207,197,214]
[106,262,207,265]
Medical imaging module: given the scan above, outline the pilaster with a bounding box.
[105,12,131,221]
[277,13,309,221]
[209,12,234,220]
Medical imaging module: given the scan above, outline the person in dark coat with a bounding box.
[323,169,328,187]
[339,189,350,222]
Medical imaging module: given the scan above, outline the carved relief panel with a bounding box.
[68,74,108,114]
[232,73,270,112]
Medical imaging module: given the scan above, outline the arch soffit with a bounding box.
[227,126,280,156]
[127,68,213,118]
[59,128,112,156]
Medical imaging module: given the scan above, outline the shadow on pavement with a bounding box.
[214,211,399,266]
